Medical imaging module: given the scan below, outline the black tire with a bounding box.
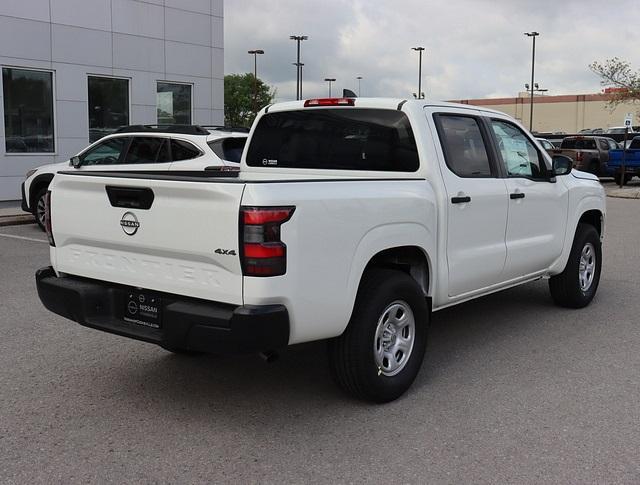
[33,186,48,231]
[328,268,429,403]
[549,223,601,308]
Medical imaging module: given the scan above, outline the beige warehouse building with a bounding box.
[451,92,638,134]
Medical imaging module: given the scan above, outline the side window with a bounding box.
[124,137,170,164]
[608,139,619,150]
[79,137,129,165]
[598,139,609,151]
[171,139,201,161]
[490,120,546,179]
[437,115,492,177]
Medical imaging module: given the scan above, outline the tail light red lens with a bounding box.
[576,151,583,162]
[44,190,55,247]
[240,206,294,277]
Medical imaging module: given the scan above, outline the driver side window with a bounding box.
[491,120,545,179]
[80,137,129,165]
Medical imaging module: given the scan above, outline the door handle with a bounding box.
[451,196,471,204]
[105,186,155,210]
[510,192,525,200]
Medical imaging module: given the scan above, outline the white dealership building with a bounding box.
[0,0,224,201]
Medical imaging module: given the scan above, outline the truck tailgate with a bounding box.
[50,173,245,305]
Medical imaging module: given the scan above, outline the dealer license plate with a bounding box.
[124,290,162,329]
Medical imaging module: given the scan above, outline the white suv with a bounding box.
[21,125,248,229]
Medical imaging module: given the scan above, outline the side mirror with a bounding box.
[70,156,82,168]
[552,155,573,176]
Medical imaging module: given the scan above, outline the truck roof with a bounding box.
[265,97,509,117]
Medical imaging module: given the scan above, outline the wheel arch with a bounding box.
[548,199,605,275]
[341,223,435,335]
[362,246,431,297]
[28,173,54,211]
[578,209,603,237]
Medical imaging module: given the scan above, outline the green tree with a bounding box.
[224,73,275,127]
[589,57,640,106]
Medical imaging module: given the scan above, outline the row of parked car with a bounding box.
[21,125,249,230]
[535,134,640,185]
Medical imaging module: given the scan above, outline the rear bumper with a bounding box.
[35,266,289,354]
[21,182,29,212]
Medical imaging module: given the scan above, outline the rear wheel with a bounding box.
[328,269,429,403]
[549,223,601,308]
[33,187,48,231]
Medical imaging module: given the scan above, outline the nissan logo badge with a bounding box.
[120,211,140,236]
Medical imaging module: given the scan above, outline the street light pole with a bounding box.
[412,47,425,99]
[356,76,363,96]
[324,78,336,97]
[293,63,305,98]
[248,49,264,114]
[290,35,308,100]
[524,31,539,131]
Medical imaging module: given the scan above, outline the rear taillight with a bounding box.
[576,151,583,162]
[240,206,295,277]
[44,190,55,247]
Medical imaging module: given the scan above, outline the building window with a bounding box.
[88,76,129,143]
[157,82,192,125]
[2,67,54,153]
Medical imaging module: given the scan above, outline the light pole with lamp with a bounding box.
[247,49,264,114]
[524,31,539,131]
[412,47,425,99]
[356,76,363,96]
[290,35,308,100]
[293,63,305,98]
[324,78,336,97]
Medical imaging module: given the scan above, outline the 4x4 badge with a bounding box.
[120,212,140,236]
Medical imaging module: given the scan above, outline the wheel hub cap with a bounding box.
[374,300,416,377]
[579,242,596,292]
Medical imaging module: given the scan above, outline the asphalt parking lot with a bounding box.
[1,195,639,484]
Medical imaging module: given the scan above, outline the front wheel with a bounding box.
[328,269,429,403]
[549,223,601,308]
[33,187,48,231]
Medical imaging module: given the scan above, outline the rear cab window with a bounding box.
[246,108,419,171]
[561,138,597,150]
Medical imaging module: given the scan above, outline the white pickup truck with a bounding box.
[36,98,605,402]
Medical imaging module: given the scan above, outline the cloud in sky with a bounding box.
[224,0,640,102]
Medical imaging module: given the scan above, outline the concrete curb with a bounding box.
[607,189,640,199]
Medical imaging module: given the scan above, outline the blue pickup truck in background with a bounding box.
[607,136,640,185]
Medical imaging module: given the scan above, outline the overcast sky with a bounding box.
[224,0,639,102]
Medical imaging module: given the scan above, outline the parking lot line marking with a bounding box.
[0,233,48,244]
